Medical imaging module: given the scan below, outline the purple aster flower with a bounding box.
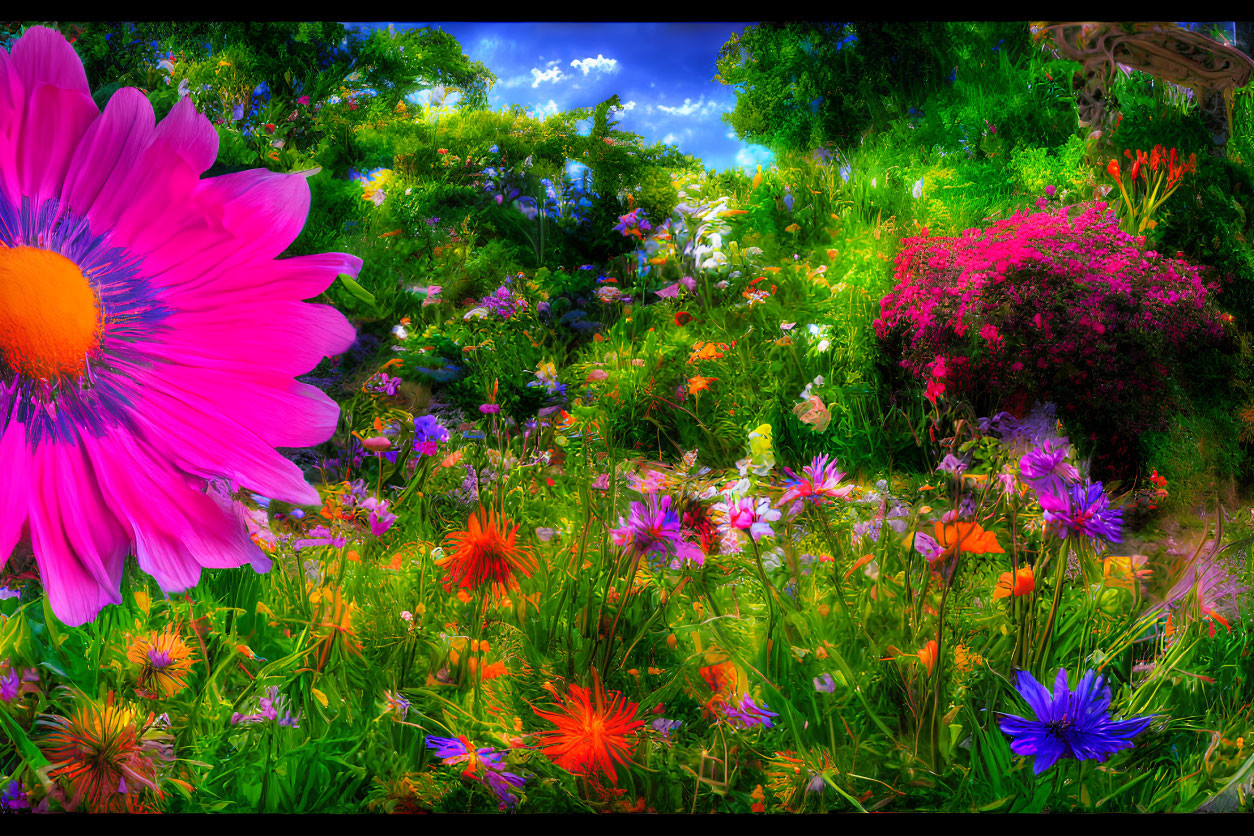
[1019,437,1079,511]
[611,495,705,568]
[999,668,1154,774]
[721,694,780,729]
[384,690,411,720]
[426,735,524,809]
[232,686,297,726]
[1043,481,1123,548]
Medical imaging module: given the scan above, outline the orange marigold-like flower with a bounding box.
[126,625,196,699]
[438,507,536,596]
[38,692,186,813]
[532,678,646,784]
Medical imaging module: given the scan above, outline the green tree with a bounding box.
[716,21,1030,154]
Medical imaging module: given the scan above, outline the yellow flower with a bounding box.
[749,424,773,457]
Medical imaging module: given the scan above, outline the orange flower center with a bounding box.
[0,246,100,379]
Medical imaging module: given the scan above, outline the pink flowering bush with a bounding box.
[875,204,1227,465]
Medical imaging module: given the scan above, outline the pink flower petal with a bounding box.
[62,86,156,218]
[17,81,97,203]
[10,26,90,95]
[0,415,30,566]
[26,445,124,626]
[0,48,26,205]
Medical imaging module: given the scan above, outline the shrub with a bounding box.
[875,203,1229,475]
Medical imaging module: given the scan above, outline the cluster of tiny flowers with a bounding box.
[875,204,1223,436]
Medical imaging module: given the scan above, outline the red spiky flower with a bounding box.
[438,506,536,596]
[533,676,646,784]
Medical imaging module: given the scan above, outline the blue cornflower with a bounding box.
[999,668,1154,774]
[1043,480,1123,548]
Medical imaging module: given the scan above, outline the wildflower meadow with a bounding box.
[5,20,1254,814]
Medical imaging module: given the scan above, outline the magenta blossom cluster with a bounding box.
[875,204,1224,441]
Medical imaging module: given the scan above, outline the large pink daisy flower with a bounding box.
[0,27,358,625]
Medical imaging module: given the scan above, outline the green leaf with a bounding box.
[337,273,377,307]
[0,707,50,772]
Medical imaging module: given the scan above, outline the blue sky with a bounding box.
[348,22,774,174]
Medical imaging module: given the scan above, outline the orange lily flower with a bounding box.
[917,639,938,675]
[992,566,1034,599]
[688,376,718,396]
[933,520,1004,561]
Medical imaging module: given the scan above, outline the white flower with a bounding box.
[912,177,924,199]
[392,324,409,340]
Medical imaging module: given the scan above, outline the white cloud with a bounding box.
[656,96,720,117]
[570,54,618,76]
[531,64,567,87]
[530,99,561,120]
[735,145,776,171]
[662,132,678,145]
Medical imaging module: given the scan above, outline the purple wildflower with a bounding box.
[384,690,411,720]
[778,454,854,507]
[652,717,683,736]
[999,668,1154,774]
[1019,437,1079,511]
[611,495,705,568]
[361,497,397,537]
[293,525,348,551]
[1043,481,1123,547]
[483,766,527,810]
[721,694,780,729]
[814,673,836,693]
[1,779,28,810]
[0,667,18,702]
[368,373,402,396]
